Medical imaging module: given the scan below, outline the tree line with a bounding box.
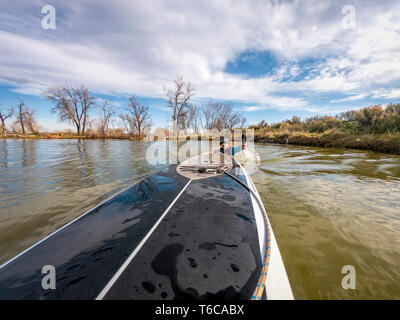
[250,104,400,135]
[41,85,153,138]
[164,76,246,138]
[0,76,247,138]
[0,100,37,135]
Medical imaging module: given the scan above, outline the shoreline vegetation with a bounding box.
[254,131,400,155]
[252,104,400,155]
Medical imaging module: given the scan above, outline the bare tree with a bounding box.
[25,110,38,133]
[0,106,14,134]
[164,76,194,138]
[14,100,37,134]
[98,101,115,136]
[202,101,246,131]
[42,85,95,135]
[185,105,201,133]
[119,96,152,137]
[119,114,134,135]
[239,116,247,129]
[17,100,27,134]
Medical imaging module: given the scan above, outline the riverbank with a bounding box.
[254,129,400,155]
[3,131,400,155]
[0,133,145,140]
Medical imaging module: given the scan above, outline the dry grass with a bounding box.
[255,129,400,155]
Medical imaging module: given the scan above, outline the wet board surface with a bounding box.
[0,162,262,300]
[0,166,189,299]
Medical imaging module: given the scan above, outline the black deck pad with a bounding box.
[104,171,262,300]
[0,165,189,299]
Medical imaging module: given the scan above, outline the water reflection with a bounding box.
[0,140,8,169]
[57,140,96,189]
[22,139,36,166]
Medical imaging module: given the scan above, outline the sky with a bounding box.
[0,0,400,131]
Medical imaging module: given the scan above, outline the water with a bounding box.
[251,143,400,299]
[0,139,399,299]
[0,139,163,265]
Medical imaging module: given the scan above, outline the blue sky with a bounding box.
[1,1,400,131]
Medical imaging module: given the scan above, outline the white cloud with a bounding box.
[243,106,264,112]
[372,89,400,99]
[0,0,400,113]
[330,93,368,103]
[242,95,308,112]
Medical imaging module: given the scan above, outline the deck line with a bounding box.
[0,172,155,271]
[95,179,192,300]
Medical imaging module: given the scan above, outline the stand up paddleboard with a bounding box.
[0,151,293,300]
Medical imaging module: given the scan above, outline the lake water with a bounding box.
[0,139,399,299]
